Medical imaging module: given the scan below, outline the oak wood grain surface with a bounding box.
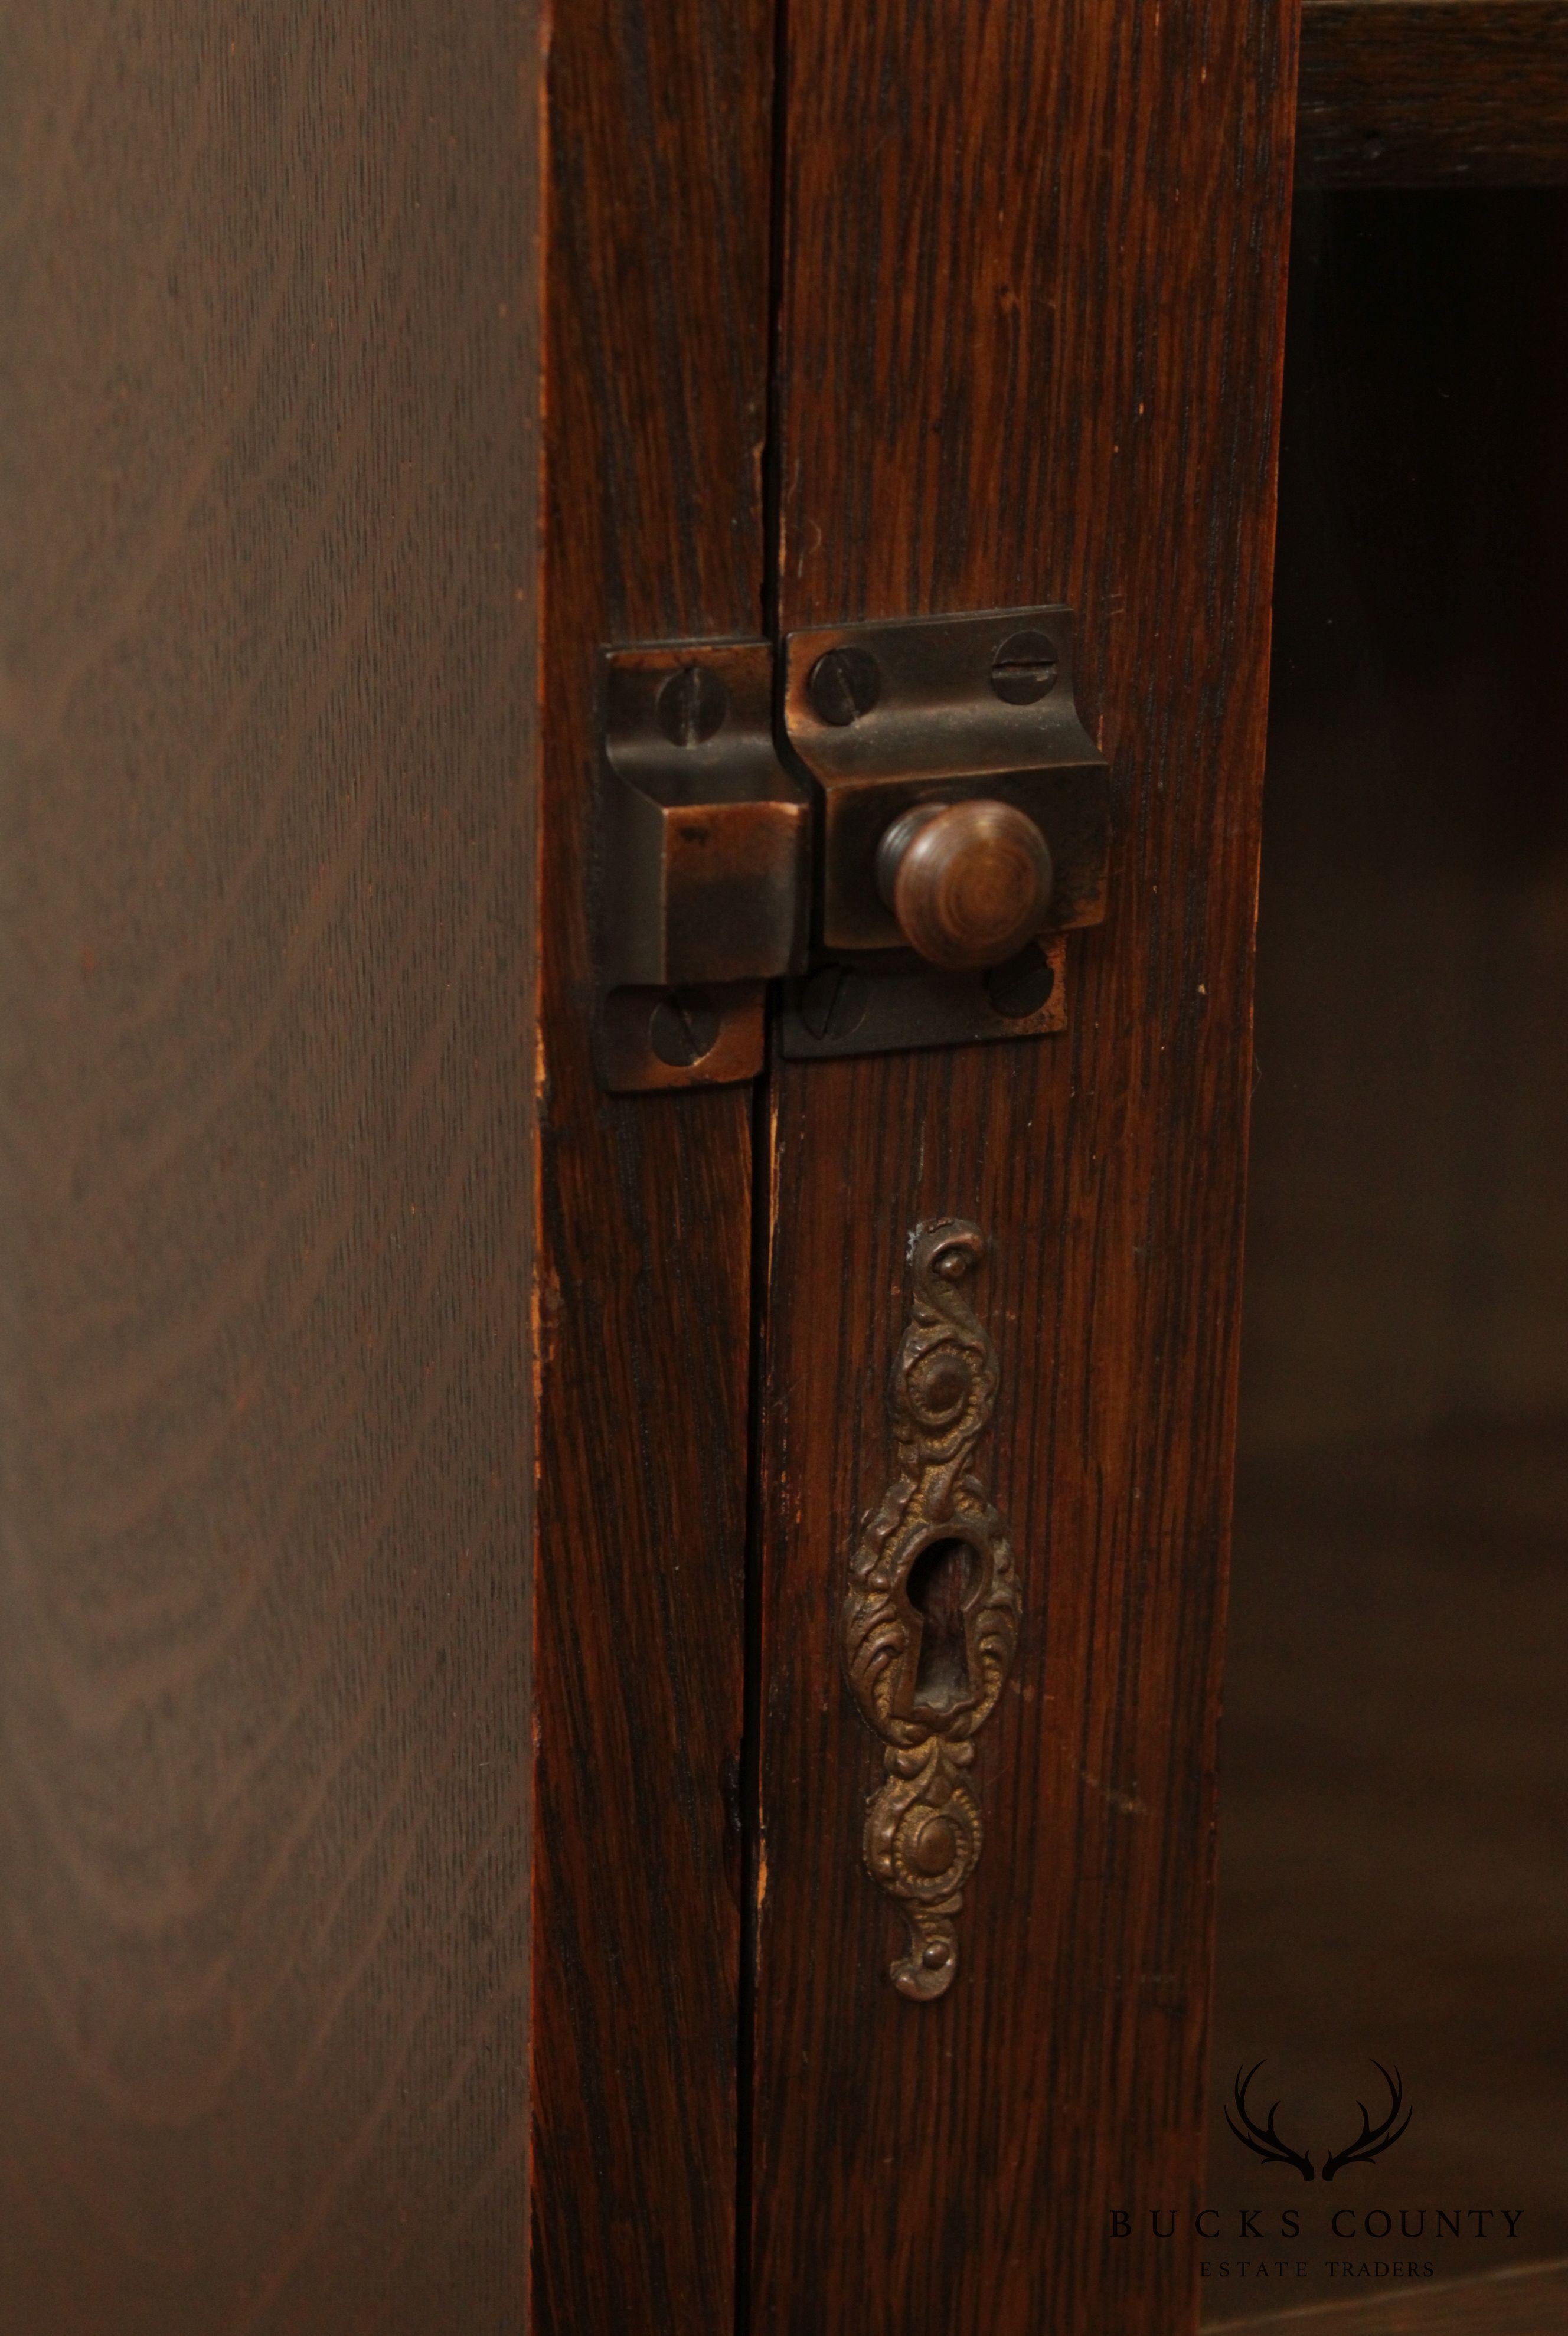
[0,5,540,2330]
[530,0,772,2329]
[749,2,1301,2332]
[1299,1,1568,184]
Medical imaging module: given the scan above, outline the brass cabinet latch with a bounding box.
[594,607,1110,1091]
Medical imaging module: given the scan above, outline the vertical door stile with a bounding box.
[748,4,1302,2331]
[533,1,776,2328]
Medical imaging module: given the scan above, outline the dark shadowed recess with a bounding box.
[1206,190,1568,2324]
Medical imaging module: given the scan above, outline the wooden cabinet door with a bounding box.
[1,2,1297,2331]
[743,7,1299,2332]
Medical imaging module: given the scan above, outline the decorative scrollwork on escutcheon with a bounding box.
[844,1218,1021,2000]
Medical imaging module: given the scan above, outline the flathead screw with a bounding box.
[650,990,722,1066]
[807,646,882,727]
[989,630,1059,705]
[797,963,870,1041]
[984,942,1056,1020]
[656,663,728,747]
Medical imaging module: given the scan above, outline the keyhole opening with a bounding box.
[907,1537,975,1716]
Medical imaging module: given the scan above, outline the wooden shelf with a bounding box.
[1299,1,1568,184]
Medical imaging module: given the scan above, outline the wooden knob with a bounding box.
[876,801,1054,970]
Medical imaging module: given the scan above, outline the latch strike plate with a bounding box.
[594,639,810,1092]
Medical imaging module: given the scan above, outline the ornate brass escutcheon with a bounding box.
[843,1219,1021,2000]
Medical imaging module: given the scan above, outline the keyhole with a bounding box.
[907,1538,975,1716]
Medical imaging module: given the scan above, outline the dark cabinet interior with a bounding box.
[1206,187,1568,2320]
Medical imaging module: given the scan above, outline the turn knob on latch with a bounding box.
[875,800,1054,971]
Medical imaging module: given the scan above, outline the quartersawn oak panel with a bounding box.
[0,6,538,2330]
[750,3,1300,2332]
[2,0,776,2330]
[531,0,773,2327]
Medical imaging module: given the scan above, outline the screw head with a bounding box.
[796,963,870,1041]
[984,941,1056,1020]
[989,629,1059,705]
[807,645,881,727]
[656,663,728,747]
[650,989,721,1066]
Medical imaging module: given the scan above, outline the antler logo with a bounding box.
[1226,2063,1317,2181]
[1226,2062,1412,2184]
[1321,2064,1412,2181]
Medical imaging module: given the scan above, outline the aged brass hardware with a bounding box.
[780,938,1068,1061]
[780,606,1106,958]
[594,607,1108,1088]
[874,798,1055,969]
[595,639,811,1092]
[844,1219,1020,2001]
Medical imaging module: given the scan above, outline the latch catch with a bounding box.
[594,639,810,1092]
